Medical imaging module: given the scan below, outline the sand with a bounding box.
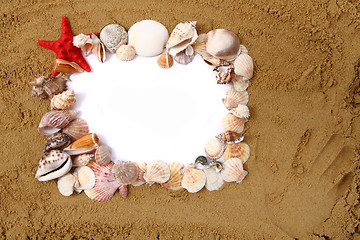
[0,0,359,239]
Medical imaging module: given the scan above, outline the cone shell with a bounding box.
[174,50,195,65]
[143,160,170,185]
[204,167,224,191]
[161,162,184,190]
[64,133,100,155]
[157,52,173,69]
[221,113,246,134]
[216,131,244,144]
[221,158,248,183]
[99,24,128,53]
[95,145,112,166]
[234,54,253,80]
[53,59,84,74]
[181,165,206,193]
[223,87,249,110]
[111,161,138,185]
[224,142,250,163]
[232,104,250,119]
[73,166,96,191]
[72,153,94,166]
[116,45,136,61]
[132,162,147,187]
[62,118,89,141]
[38,110,78,135]
[57,173,78,196]
[206,29,240,61]
[232,75,249,91]
[204,138,226,160]
[43,132,71,152]
[35,150,72,181]
[50,90,76,110]
[166,21,198,56]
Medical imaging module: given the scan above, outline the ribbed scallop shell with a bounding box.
[223,87,249,110]
[221,113,246,134]
[111,161,138,185]
[204,138,226,160]
[73,166,96,191]
[234,53,254,80]
[204,166,224,191]
[223,142,250,163]
[50,90,76,110]
[38,110,78,135]
[206,29,240,61]
[64,133,100,155]
[221,158,248,183]
[216,131,244,144]
[72,153,94,166]
[161,162,184,190]
[95,145,111,166]
[132,162,147,187]
[157,52,173,69]
[192,33,210,57]
[181,165,206,193]
[99,24,128,53]
[238,45,248,55]
[166,21,198,56]
[232,104,250,119]
[232,75,249,91]
[62,118,89,141]
[43,132,71,152]
[57,173,78,196]
[116,45,136,61]
[174,50,195,65]
[118,185,128,199]
[143,160,170,185]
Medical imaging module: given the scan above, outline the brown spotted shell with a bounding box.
[62,118,89,141]
[111,161,139,185]
[43,132,71,152]
[157,52,173,69]
[38,110,78,135]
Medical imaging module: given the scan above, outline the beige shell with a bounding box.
[238,44,248,55]
[132,161,147,187]
[91,33,106,63]
[143,160,170,185]
[206,29,240,61]
[215,131,244,144]
[232,104,250,119]
[223,87,249,110]
[204,166,224,191]
[223,142,250,163]
[192,33,210,57]
[157,52,173,69]
[73,33,93,56]
[202,56,229,68]
[99,24,128,53]
[174,50,195,65]
[221,158,248,183]
[234,53,254,80]
[161,162,184,190]
[53,59,84,74]
[181,165,206,193]
[116,45,136,61]
[30,74,69,99]
[204,138,226,160]
[35,150,72,181]
[166,21,198,56]
[232,75,249,91]
[111,161,138,185]
[221,113,246,134]
[72,153,94,166]
[57,173,78,196]
[50,90,76,110]
[38,110,78,135]
[95,145,112,166]
[64,133,100,155]
[62,118,89,141]
[73,166,96,191]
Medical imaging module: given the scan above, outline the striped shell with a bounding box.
[238,45,248,55]
[132,162,147,187]
[161,162,184,190]
[216,67,234,84]
[221,158,248,183]
[223,87,249,110]
[73,166,96,191]
[192,33,210,57]
[95,145,112,166]
[38,110,78,135]
[111,161,138,185]
[62,118,89,141]
[232,75,249,91]
[204,138,226,160]
[181,165,206,193]
[64,133,100,155]
[143,160,170,185]
[50,90,76,110]
[116,45,136,61]
[157,52,173,69]
[223,142,250,163]
[204,166,224,191]
[57,173,78,196]
[234,53,254,80]
[221,113,246,134]
[232,104,250,119]
[72,153,94,166]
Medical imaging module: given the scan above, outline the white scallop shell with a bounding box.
[232,104,250,119]
[234,53,254,80]
[204,166,224,191]
[223,87,249,110]
[204,138,226,160]
[181,165,206,193]
[73,166,96,191]
[143,160,170,185]
[221,158,248,183]
[232,76,249,91]
[221,113,246,134]
[116,45,136,61]
[57,173,78,196]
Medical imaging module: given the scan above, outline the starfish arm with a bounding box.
[37,40,57,51]
[61,16,73,41]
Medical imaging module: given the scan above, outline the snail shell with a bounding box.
[50,89,76,110]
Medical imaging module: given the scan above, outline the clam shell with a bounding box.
[72,153,94,166]
[204,138,226,160]
[62,118,89,141]
[234,53,254,80]
[116,45,136,61]
[216,131,244,144]
[166,21,198,56]
[43,132,71,152]
[50,90,76,110]
[99,24,128,53]
[192,33,210,57]
[53,59,84,74]
[232,104,250,119]
[73,166,96,191]
[181,165,206,193]
[174,50,195,65]
[30,74,68,99]
[221,113,246,134]
[204,166,224,191]
[57,173,78,196]
[132,162,147,187]
[91,33,106,63]
[111,161,138,185]
[161,162,184,190]
[157,52,173,69]
[223,142,250,163]
[206,29,240,61]
[38,110,78,135]
[222,87,248,110]
[35,150,72,181]
[63,133,99,155]
[232,75,249,91]
[95,145,112,166]
[143,160,170,185]
[221,158,248,183]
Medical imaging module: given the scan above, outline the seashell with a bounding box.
[223,142,250,163]
[194,155,208,167]
[161,162,184,190]
[50,89,76,110]
[53,59,84,74]
[208,160,223,172]
[174,49,195,65]
[73,166,96,191]
[63,133,100,155]
[43,132,71,152]
[234,53,254,80]
[132,161,147,187]
[38,110,78,135]
[181,165,206,193]
[128,20,169,57]
[204,138,226,160]
[91,33,106,63]
[238,44,248,55]
[57,173,78,196]
[35,150,72,181]
[221,113,246,134]
[216,66,235,84]
[221,158,248,183]
[157,52,173,69]
[232,104,250,119]
[192,33,210,57]
[72,33,93,56]
[206,29,240,61]
[30,74,68,99]
[143,160,170,185]
[222,87,249,110]
[166,21,198,56]
[62,118,89,141]
[111,161,138,185]
[204,166,224,191]
[185,45,194,56]
[99,24,128,53]
[116,45,136,61]
[118,185,128,198]
[85,161,120,202]
[232,75,249,91]
[216,131,244,144]
[95,145,112,166]
[202,56,229,68]
[72,153,94,166]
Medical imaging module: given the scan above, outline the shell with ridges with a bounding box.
[174,50,195,65]
[30,74,68,99]
[73,166,96,191]
[232,104,250,119]
[132,162,147,187]
[206,29,240,61]
[50,89,76,110]
[63,133,99,155]
[43,132,71,152]
[238,45,248,55]
[234,53,254,80]
[192,33,210,57]
[143,160,170,185]
[232,75,249,91]
[111,161,138,185]
[216,131,244,144]
[53,59,84,74]
[224,142,250,163]
[38,110,78,135]
[95,145,111,166]
[99,24,128,53]
[157,52,173,69]
[72,153,94,166]
[161,162,184,190]
[166,21,198,56]
[221,158,248,183]
[216,67,234,84]
[116,45,136,61]
[204,138,226,160]
[35,150,72,181]
[221,113,246,134]
[119,185,128,198]
[181,165,206,193]
[62,118,89,141]
[223,87,249,110]
[73,33,93,56]
[204,166,224,191]
[57,173,78,196]
[202,56,229,68]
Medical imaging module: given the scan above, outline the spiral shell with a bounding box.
[111,161,138,185]
[95,145,112,166]
[221,113,246,134]
[206,29,240,61]
[204,138,226,160]
[166,21,198,56]
[181,165,206,193]
[223,142,250,163]
[143,160,170,185]
[116,45,136,61]
[38,110,78,135]
[62,118,89,141]
[223,87,249,110]
[72,153,94,166]
[234,53,254,80]
[157,52,173,69]
[221,158,248,183]
[50,90,76,110]
[161,162,184,190]
[99,24,128,53]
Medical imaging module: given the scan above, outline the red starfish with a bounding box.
[37,16,91,76]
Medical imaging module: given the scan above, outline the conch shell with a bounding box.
[166,21,198,56]
[63,133,100,155]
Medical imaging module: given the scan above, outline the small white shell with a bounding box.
[221,158,248,183]
[234,54,254,80]
[116,45,136,61]
[232,105,250,119]
[73,166,96,191]
[204,166,224,191]
[223,87,249,110]
[57,173,78,196]
[204,138,226,160]
[181,165,206,193]
[143,160,170,185]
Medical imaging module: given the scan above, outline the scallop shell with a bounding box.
[53,59,84,74]
[111,161,138,185]
[166,21,198,56]
[91,33,106,63]
[174,50,195,65]
[221,158,248,183]
[64,133,100,155]
[221,113,246,134]
[232,104,250,119]
[99,24,128,53]
[216,131,244,144]
[181,165,206,193]
[118,185,128,199]
[204,166,224,191]
[223,87,249,110]
[234,54,254,80]
[73,166,96,191]
[157,52,173,69]
[132,162,147,187]
[62,118,89,141]
[161,162,184,190]
[192,33,210,57]
[43,132,71,152]
[85,161,120,202]
[238,45,248,55]
[223,142,250,163]
[206,29,240,61]
[73,33,93,56]
[57,173,78,196]
[95,145,111,166]
[204,138,226,160]
[35,150,72,181]
[72,153,94,166]
[232,75,249,91]
[38,110,78,135]
[50,90,76,110]
[116,45,136,61]
[30,74,69,99]
[143,160,170,185]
